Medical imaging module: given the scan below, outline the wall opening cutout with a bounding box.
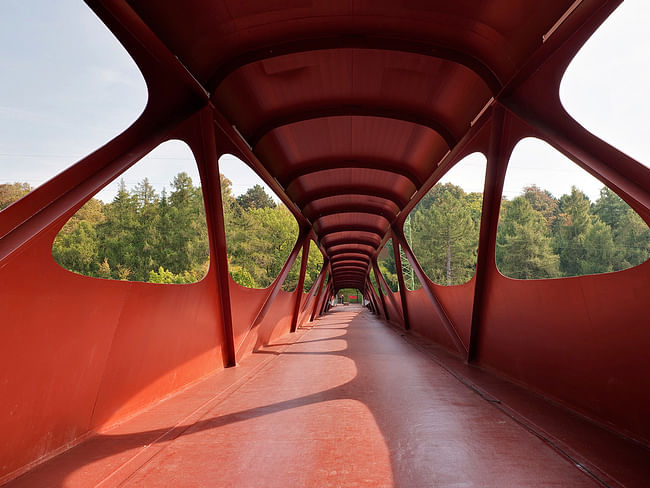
[377,240,399,292]
[407,152,486,286]
[497,137,649,279]
[52,140,210,283]
[303,241,324,293]
[560,2,650,168]
[0,1,148,206]
[219,154,298,288]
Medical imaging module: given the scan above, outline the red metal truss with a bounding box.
[1,0,649,484]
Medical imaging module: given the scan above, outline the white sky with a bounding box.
[1,1,648,204]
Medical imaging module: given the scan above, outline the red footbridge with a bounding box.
[1,1,649,486]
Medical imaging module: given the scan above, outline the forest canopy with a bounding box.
[0,175,323,289]
[377,183,649,291]
[1,177,648,289]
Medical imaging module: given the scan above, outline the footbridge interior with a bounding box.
[1,0,649,486]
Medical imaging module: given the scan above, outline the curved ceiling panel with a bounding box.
[119,0,600,290]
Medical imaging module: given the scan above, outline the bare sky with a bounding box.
[1,1,648,204]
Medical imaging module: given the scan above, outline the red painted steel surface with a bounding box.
[1,0,649,484]
[6,307,648,487]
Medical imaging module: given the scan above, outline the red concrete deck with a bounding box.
[5,306,649,487]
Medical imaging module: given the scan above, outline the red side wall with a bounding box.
[0,229,226,481]
[477,261,650,443]
[401,260,650,445]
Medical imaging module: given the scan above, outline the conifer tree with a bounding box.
[496,197,560,279]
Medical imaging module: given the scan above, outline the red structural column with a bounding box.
[311,271,330,321]
[320,281,334,315]
[372,260,404,325]
[251,228,310,327]
[370,280,384,318]
[198,108,237,367]
[391,232,411,330]
[371,261,390,321]
[467,107,512,362]
[304,260,327,315]
[392,226,467,356]
[365,277,381,316]
[290,239,311,333]
[317,283,328,317]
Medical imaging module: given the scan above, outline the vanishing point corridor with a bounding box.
[6,306,609,487]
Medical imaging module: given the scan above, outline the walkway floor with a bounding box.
[6,306,646,487]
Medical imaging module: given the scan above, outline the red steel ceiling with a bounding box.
[92,0,629,290]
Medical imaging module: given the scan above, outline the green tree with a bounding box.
[614,208,650,269]
[227,204,298,288]
[0,182,32,210]
[377,239,399,292]
[229,264,257,288]
[165,172,209,277]
[52,220,100,276]
[592,187,629,230]
[411,185,477,285]
[553,186,593,276]
[496,197,560,279]
[580,219,616,274]
[522,185,558,228]
[98,179,139,279]
[303,241,324,292]
[236,184,275,210]
[281,249,302,292]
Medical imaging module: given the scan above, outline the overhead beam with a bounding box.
[330,255,370,265]
[318,224,387,239]
[331,262,369,271]
[295,186,410,209]
[327,248,375,259]
[307,207,398,223]
[206,35,502,94]
[324,236,380,250]
[334,271,368,280]
[248,104,457,149]
[281,159,423,187]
